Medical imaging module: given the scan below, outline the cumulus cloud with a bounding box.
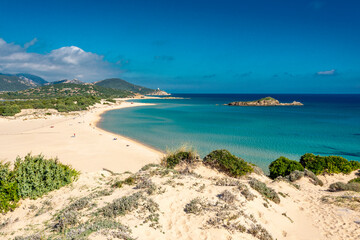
[0,38,120,82]
[317,69,336,76]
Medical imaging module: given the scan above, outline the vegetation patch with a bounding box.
[203,149,253,177]
[184,198,205,215]
[217,190,236,203]
[248,224,274,240]
[269,156,304,179]
[348,177,360,184]
[300,153,360,175]
[322,195,360,211]
[161,147,199,168]
[249,179,280,204]
[329,182,360,192]
[0,154,79,213]
[97,192,143,218]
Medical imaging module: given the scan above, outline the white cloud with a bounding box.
[0,38,120,82]
[317,69,336,75]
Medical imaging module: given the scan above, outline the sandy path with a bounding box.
[0,101,164,173]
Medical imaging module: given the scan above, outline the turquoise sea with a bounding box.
[98,94,360,170]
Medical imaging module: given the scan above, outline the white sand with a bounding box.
[1,101,360,239]
[0,100,163,172]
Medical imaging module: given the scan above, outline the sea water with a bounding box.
[98,94,360,170]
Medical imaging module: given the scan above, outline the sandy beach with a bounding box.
[0,100,164,172]
[1,100,360,240]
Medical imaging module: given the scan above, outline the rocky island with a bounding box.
[227,97,303,106]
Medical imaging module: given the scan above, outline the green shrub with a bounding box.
[348,177,360,184]
[249,178,280,204]
[269,156,304,179]
[300,153,360,175]
[0,162,19,213]
[14,154,79,199]
[161,148,199,168]
[203,149,253,177]
[0,154,79,213]
[1,104,21,116]
[329,181,360,192]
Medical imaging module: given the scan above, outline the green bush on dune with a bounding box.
[203,149,253,177]
[269,156,304,179]
[0,154,79,213]
[161,148,199,168]
[300,153,360,175]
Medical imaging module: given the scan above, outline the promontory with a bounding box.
[227,97,303,106]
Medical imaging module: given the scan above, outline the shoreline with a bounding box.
[0,100,164,173]
[92,100,165,155]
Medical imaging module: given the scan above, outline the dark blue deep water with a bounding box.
[99,94,360,170]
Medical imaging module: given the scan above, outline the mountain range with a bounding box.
[0,73,167,95]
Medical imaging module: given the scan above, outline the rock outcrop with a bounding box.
[227,97,303,106]
[148,88,171,96]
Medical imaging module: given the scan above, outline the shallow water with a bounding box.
[99,94,360,170]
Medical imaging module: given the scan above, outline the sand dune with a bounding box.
[1,100,360,239]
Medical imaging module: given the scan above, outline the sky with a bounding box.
[0,0,359,93]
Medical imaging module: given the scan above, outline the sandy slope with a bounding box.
[1,101,360,240]
[0,100,163,172]
[1,163,360,240]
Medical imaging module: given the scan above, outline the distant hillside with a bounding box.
[94,78,155,95]
[16,73,48,86]
[0,73,48,91]
[0,83,133,99]
[49,79,86,85]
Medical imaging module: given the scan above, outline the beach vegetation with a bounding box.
[249,178,280,204]
[348,177,360,184]
[0,154,79,213]
[161,147,199,168]
[269,156,304,179]
[203,149,253,177]
[300,153,360,175]
[217,190,236,203]
[329,181,360,192]
[97,192,142,218]
[248,224,274,240]
[184,197,205,215]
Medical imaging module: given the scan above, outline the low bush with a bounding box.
[269,157,304,179]
[97,192,142,218]
[329,181,360,192]
[203,149,253,177]
[348,177,360,184]
[184,198,204,215]
[304,169,324,186]
[300,153,359,175]
[217,190,236,203]
[249,179,280,204]
[0,154,79,213]
[0,162,19,213]
[161,148,199,168]
[14,154,79,199]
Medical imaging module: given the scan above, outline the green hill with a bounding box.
[0,73,47,91]
[16,73,48,86]
[94,78,155,95]
[0,83,133,99]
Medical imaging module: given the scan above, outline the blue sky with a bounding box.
[0,0,359,93]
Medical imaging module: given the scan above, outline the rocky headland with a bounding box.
[227,97,303,106]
